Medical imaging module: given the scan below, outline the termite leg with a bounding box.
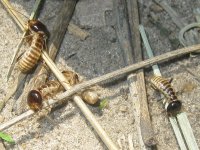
[168,78,173,83]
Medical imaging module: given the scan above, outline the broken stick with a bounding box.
[127,0,156,148]
[114,0,155,148]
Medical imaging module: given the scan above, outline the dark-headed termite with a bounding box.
[27,71,99,111]
[150,76,182,115]
[17,20,49,73]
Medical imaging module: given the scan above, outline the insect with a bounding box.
[17,20,49,73]
[27,70,100,111]
[27,80,63,111]
[149,76,182,115]
[27,70,76,111]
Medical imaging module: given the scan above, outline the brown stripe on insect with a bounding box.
[17,20,49,73]
[149,76,182,115]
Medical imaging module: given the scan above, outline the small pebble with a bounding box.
[150,3,164,12]
[119,105,128,112]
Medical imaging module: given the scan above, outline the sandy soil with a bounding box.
[0,0,199,149]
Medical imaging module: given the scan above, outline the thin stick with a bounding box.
[42,51,119,150]
[176,113,199,150]
[0,110,34,131]
[1,0,25,30]
[56,44,200,101]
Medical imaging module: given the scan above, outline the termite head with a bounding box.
[27,90,43,111]
[167,100,182,115]
[27,20,50,38]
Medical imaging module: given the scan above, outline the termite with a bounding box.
[150,76,182,115]
[17,20,49,73]
[27,70,99,111]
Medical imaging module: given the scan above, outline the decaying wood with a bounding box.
[15,0,80,114]
[114,0,155,148]
[114,0,134,65]
[128,0,156,148]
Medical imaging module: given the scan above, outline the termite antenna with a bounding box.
[3,6,30,20]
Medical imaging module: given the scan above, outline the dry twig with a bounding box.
[56,44,200,106]
[1,44,200,131]
[114,0,155,148]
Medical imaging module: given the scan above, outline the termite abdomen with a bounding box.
[167,100,182,114]
[18,32,44,73]
[27,90,43,111]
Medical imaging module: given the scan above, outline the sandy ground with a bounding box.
[0,0,200,149]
